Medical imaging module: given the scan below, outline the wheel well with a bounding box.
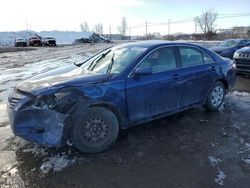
[217,79,228,92]
[89,103,125,128]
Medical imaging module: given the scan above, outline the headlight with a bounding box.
[233,52,239,59]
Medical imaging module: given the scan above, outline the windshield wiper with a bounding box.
[89,49,111,71]
[107,53,115,74]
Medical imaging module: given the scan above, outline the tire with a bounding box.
[72,107,119,153]
[203,81,225,111]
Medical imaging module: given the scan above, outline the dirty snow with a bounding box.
[40,154,76,173]
[214,169,226,186]
[227,91,250,110]
[22,144,47,157]
[208,156,222,167]
[243,159,250,164]
[232,91,250,97]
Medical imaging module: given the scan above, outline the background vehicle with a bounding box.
[29,37,43,46]
[210,39,250,59]
[43,37,57,46]
[14,38,27,47]
[8,41,236,153]
[233,46,250,75]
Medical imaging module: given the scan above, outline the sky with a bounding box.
[0,0,250,35]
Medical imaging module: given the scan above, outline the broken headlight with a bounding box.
[33,95,57,110]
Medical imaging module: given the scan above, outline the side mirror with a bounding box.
[134,67,152,76]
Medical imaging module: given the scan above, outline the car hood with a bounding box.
[237,47,250,54]
[16,64,110,95]
[210,46,235,52]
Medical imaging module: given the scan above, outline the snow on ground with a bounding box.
[232,91,250,97]
[40,154,76,173]
[214,169,226,186]
[227,91,250,110]
[208,156,222,167]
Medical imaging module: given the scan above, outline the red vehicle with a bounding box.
[29,37,43,46]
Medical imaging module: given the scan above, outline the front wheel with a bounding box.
[72,107,119,153]
[203,81,225,111]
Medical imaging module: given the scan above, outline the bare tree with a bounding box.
[195,9,218,39]
[93,23,104,35]
[117,17,128,38]
[80,21,89,32]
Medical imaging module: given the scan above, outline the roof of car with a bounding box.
[225,38,247,41]
[119,40,201,49]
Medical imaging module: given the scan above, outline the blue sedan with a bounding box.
[210,39,250,59]
[8,41,236,153]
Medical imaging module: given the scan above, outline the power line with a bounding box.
[129,13,250,29]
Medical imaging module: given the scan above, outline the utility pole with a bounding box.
[109,25,111,40]
[129,27,131,40]
[168,19,171,36]
[146,21,148,39]
[195,22,197,34]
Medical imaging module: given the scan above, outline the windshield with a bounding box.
[219,40,239,47]
[81,45,147,74]
[16,39,25,42]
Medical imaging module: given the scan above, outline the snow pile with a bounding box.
[232,91,250,97]
[243,159,250,164]
[208,156,226,186]
[208,156,221,167]
[214,169,226,186]
[22,144,47,157]
[0,30,93,45]
[40,154,76,173]
[22,144,76,173]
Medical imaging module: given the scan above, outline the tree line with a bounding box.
[80,17,128,38]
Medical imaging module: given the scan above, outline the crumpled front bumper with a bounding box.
[8,106,68,147]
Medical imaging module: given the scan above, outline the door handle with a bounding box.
[172,74,179,80]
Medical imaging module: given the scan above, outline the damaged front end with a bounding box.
[7,87,82,147]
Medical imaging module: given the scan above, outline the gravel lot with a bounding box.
[0,43,250,188]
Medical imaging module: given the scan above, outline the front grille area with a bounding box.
[8,97,20,109]
[8,89,25,109]
[235,58,250,73]
[239,53,250,58]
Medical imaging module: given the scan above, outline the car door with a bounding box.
[126,46,182,123]
[177,46,216,107]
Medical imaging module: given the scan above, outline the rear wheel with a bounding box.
[72,107,119,153]
[203,81,225,111]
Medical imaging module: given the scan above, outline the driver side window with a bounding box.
[138,47,176,73]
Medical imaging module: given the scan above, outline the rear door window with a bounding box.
[179,47,203,67]
[203,52,216,64]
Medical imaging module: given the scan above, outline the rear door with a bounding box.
[126,46,182,123]
[177,46,217,107]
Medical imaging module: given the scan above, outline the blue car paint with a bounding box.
[210,39,249,59]
[7,41,236,147]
